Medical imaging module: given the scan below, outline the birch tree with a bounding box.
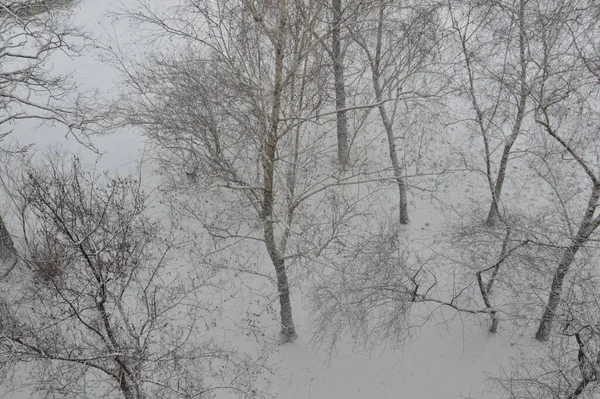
[447,0,530,226]
[349,0,440,225]
[526,0,600,341]
[113,0,379,343]
[330,0,349,166]
[494,274,600,399]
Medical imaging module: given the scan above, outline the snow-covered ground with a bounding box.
[2,1,554,398]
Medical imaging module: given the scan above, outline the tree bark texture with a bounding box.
[535,187,600,341]
[331,0,349,166]
[372,2,409,224]
[262,0,297,342]
[378,103,409,225]
[0,214,15,262]
[486,0,528,225]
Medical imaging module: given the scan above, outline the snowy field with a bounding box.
[1,0,598,398]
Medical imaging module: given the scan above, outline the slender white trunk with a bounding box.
[262,0,297,342]
[535,185,600,341]
[487,0,528,225]
[332,0,349,166]
[371,2,408,224]
[377,101,409,225]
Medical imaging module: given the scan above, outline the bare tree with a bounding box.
[111,0,412,343]
[0,153,259,398]
[112,0,346,343]
[447,0,531,226]
[0,0,103,141]
[348,0,440,225]
[0,0,108,268]
[310,218,416,351]
[309,212,528,351]
[493,273,600,399]
[523,0,600,342]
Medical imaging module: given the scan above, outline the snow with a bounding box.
[266,310,522,399]
[1,0,546,398]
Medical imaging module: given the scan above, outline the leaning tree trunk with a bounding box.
[331,0,349,166]
[535,185,600,341]
[0,214,15,262]
[261,0,297,342]
[534,241,581,341]
[486,0,528,226]
[534,105,600,341]
[485,136,518,225]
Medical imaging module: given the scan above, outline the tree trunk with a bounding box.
[332,0,349,166]
[486,140,515,225]
[569,379,592,399]
[370,2,408,224]
[118,369,136,399]
[261,0,297,342]
[476,271,498,333]
[0,214,16,262]
[273,257,296,341]
[486,0,528,226]
[535,186,600,341]
[535,239,582,341]
[378,105,409,225]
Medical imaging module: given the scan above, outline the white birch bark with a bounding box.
[332,0,349,166]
